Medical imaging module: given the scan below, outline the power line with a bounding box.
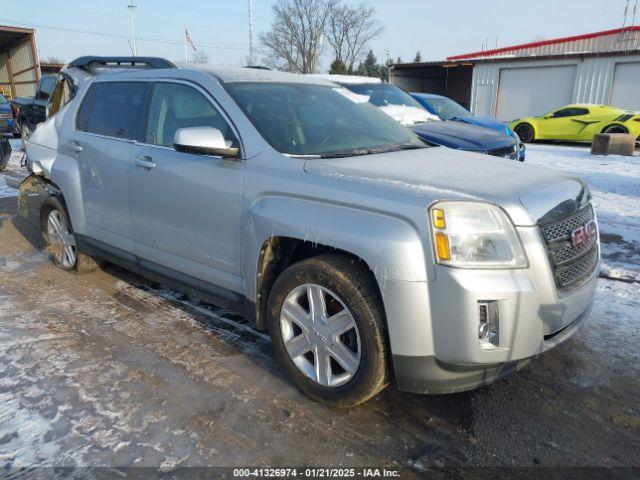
[0,17,252,52]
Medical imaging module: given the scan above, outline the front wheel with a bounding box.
[267,254,389,407]
[514,123,535,143]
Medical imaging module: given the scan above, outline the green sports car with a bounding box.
[510,104,640,143]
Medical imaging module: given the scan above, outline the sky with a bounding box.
[1,0,635,69]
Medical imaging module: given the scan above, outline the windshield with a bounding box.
[225,82,425,157]
[418,96,472,120]
[343,83,425,109]
[0,94,7,104]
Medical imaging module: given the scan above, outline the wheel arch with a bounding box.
[601,123,629,134]
[254,236,384,331]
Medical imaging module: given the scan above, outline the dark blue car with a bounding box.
[325,77,524,162]
[411,92,525,161]
[0,94,14,135]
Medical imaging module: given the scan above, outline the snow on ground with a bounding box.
[0,140,25,199]
[526,143,640,278]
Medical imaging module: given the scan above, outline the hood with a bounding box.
[303,147,587,226]
[379,105,439,126]
[454,116,510,134]
[411,121,513,151]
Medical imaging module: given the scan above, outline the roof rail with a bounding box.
[68,56,176,72]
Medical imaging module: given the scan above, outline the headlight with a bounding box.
[430,202,528,268]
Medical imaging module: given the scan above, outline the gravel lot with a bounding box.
[0,140,638,476]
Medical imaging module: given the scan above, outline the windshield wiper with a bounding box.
[320,148,372,159]
[316,141,426,159]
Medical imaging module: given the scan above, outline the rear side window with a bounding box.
[77,82,147,140]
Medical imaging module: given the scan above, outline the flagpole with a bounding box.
[184,28,188,63]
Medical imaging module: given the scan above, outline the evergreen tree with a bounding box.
[362,49,379,77]
[329,58,348,74]
[396,56,403,64]
[413,51,422,63]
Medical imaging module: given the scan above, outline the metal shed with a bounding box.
[0,25,40,99]
[392,26,640,121]
[449,27,640,121]
[389,61,474,110]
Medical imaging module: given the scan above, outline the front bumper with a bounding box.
[389,225,597,394]
[394,301,591,394]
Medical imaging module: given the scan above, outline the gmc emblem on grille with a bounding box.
[571,220,597,248]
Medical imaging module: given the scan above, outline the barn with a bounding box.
[0,25,41,99]
[391,26,640,121]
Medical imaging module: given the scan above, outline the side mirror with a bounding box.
[173,126,239,158]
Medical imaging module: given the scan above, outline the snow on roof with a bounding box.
[310,74,382,84]
[188,65,337,85]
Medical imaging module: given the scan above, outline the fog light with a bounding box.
[478,300,499,347]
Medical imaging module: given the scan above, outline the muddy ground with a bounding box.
[0,162,639,477]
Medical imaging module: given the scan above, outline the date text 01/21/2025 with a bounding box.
[232,468,401,478]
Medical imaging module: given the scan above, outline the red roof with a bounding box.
[447,26,640,60]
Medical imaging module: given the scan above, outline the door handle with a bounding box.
[135,156,156,169]
[67,141,83,153]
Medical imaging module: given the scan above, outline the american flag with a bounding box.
[185,28,197,51]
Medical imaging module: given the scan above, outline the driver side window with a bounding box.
[145,82,237,148]
[551,107,589,118]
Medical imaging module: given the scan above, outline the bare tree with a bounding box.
[324,2,383,72]
[192,50,209,64]
[43,56,64,65]
[260,0,334,73]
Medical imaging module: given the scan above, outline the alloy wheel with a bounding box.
[280,283,361,387]
[47,209,77,269]
[515,124,534,143]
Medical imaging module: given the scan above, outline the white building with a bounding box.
[391,26,640,121]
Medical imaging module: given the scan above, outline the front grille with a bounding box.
[540,205,594,243]
[487,145,517,159]
[538,204,599,290]
[555,248,599,289]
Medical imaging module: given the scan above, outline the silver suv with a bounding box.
[26,57,599,406]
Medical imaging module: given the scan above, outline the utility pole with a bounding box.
[248,0,255,65]
[128,0,138,56]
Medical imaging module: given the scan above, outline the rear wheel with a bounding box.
[267,254,389,407]
[514,123,535,143]
[41,197,101,273]
[602,124,628,135]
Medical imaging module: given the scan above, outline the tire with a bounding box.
[40,196,101,274]
[267,254,389,407]
[514,123,535,143]
[602,124,628,135]
[20,120,31,150]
